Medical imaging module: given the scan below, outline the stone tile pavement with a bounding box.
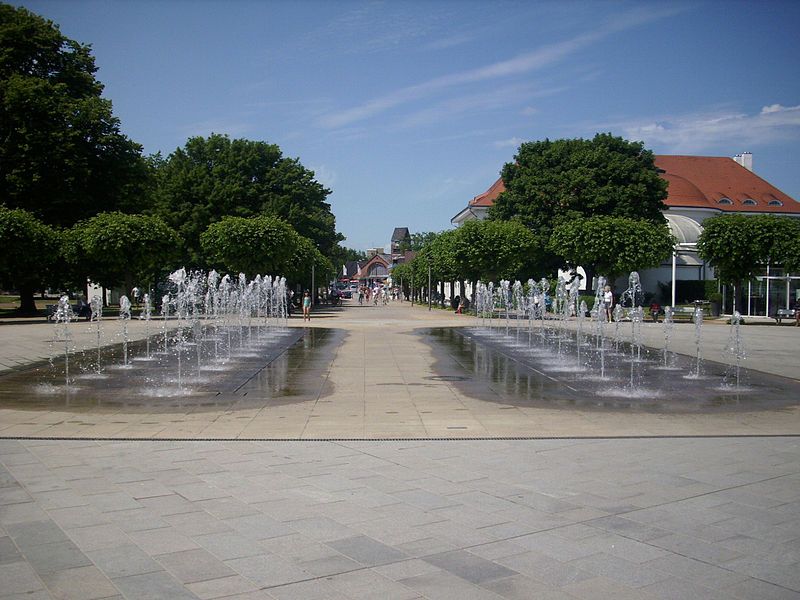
[1,437,799,599]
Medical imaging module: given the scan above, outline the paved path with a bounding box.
[0,302,798,438]
[1,303,799,599]
[2,437,799,600]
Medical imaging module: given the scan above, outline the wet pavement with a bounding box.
[0,327,340,411]
[0,303,799,438]
[427,328,800,413]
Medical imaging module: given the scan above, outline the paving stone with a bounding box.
[128,527,199,555]
[327,534,408,566]
[112,570,199,600]
[422,549,517,584]
[561,575,656,600]
[23,540,92,574]
[40,565,118,600]
[185,575,259,599]
[64,523,129,552]
[156,548,236,584]
[86,544,163,579]
[497,551,594,587]
[7,520,69,549]
[224,553,309,588]
[192,531,266,561]
[399,570,504,600]
[328,568,421,600]
[479,574,576,600]
[223,514,295,541]
[0,560,46,595]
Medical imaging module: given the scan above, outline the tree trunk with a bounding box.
[18,283,38,315]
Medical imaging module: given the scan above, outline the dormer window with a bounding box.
[768,199,783,207]
[717,197,733,205]
[742,198,757,206]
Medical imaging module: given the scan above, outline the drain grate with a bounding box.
[424,375,470,382]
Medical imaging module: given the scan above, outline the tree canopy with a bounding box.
[0,206,61,313]
[63,212,180,293]
[0,4,151,226]
[490,134,668,237]
[549,216,675,280]
[200,215,301,278]
[698,214,800,285]
[153,134,342,265]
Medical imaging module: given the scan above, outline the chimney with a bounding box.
[733,152,753,171]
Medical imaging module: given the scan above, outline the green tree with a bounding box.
[63,212,180,293]
[0,206,61,313]
[399,231,439,252]
[698,214,800,309]
[450,219,542,287]
[200,215,301,278]
[0,4,151,226]
[329,245,367,277]
[490,133,668,284]
[153,134,343,264]
[285,235,334,292]
[548,216,675,280]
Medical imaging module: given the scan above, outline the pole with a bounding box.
[411,270,414,306]
[428,264,432,311]
[671,251,676,307]
[311,264,315,307]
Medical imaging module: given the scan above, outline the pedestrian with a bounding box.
[302,290,312,321]
[603,285,613,321]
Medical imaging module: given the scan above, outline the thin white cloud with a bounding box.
[317,6,683,129]
[613,104,800,152]
[396,83,561,129]
[180,118,252,140]
[310,164,337,189]
[494,137,526,149]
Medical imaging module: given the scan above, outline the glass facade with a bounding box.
[742,268,800,316]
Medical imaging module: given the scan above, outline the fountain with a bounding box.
[90,295,103,374]
[53,295,74,389]
[119,295,131,367]
[723,311,746,390]
[437,270,777,408]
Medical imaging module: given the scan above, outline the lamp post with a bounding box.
[428,263,432,311]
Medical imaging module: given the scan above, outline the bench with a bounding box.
[669,306,698,321]
[775,308,796,324]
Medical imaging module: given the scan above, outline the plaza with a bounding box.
[1,303,799,599]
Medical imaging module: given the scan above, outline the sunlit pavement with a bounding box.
[1,303,799,599]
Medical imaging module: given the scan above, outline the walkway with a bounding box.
[0,301,798,438]
[1,302,799,599]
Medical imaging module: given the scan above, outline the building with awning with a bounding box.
[451,153,800,315]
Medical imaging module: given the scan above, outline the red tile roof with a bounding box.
[469,176,505,207]
[468,155,799,214]
[654,155,799,213]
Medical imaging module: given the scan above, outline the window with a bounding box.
[742,198,757,206]
[717,197,733,205]
[768,199,784,207]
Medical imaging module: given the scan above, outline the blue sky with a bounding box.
[21,0,800,251]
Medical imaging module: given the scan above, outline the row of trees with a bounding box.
[0,5,345,312]
[0,207,334,312]
[397,133,800,307]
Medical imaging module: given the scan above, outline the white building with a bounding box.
[451,153,800,316]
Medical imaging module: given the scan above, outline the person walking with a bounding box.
[302,290,312,321]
